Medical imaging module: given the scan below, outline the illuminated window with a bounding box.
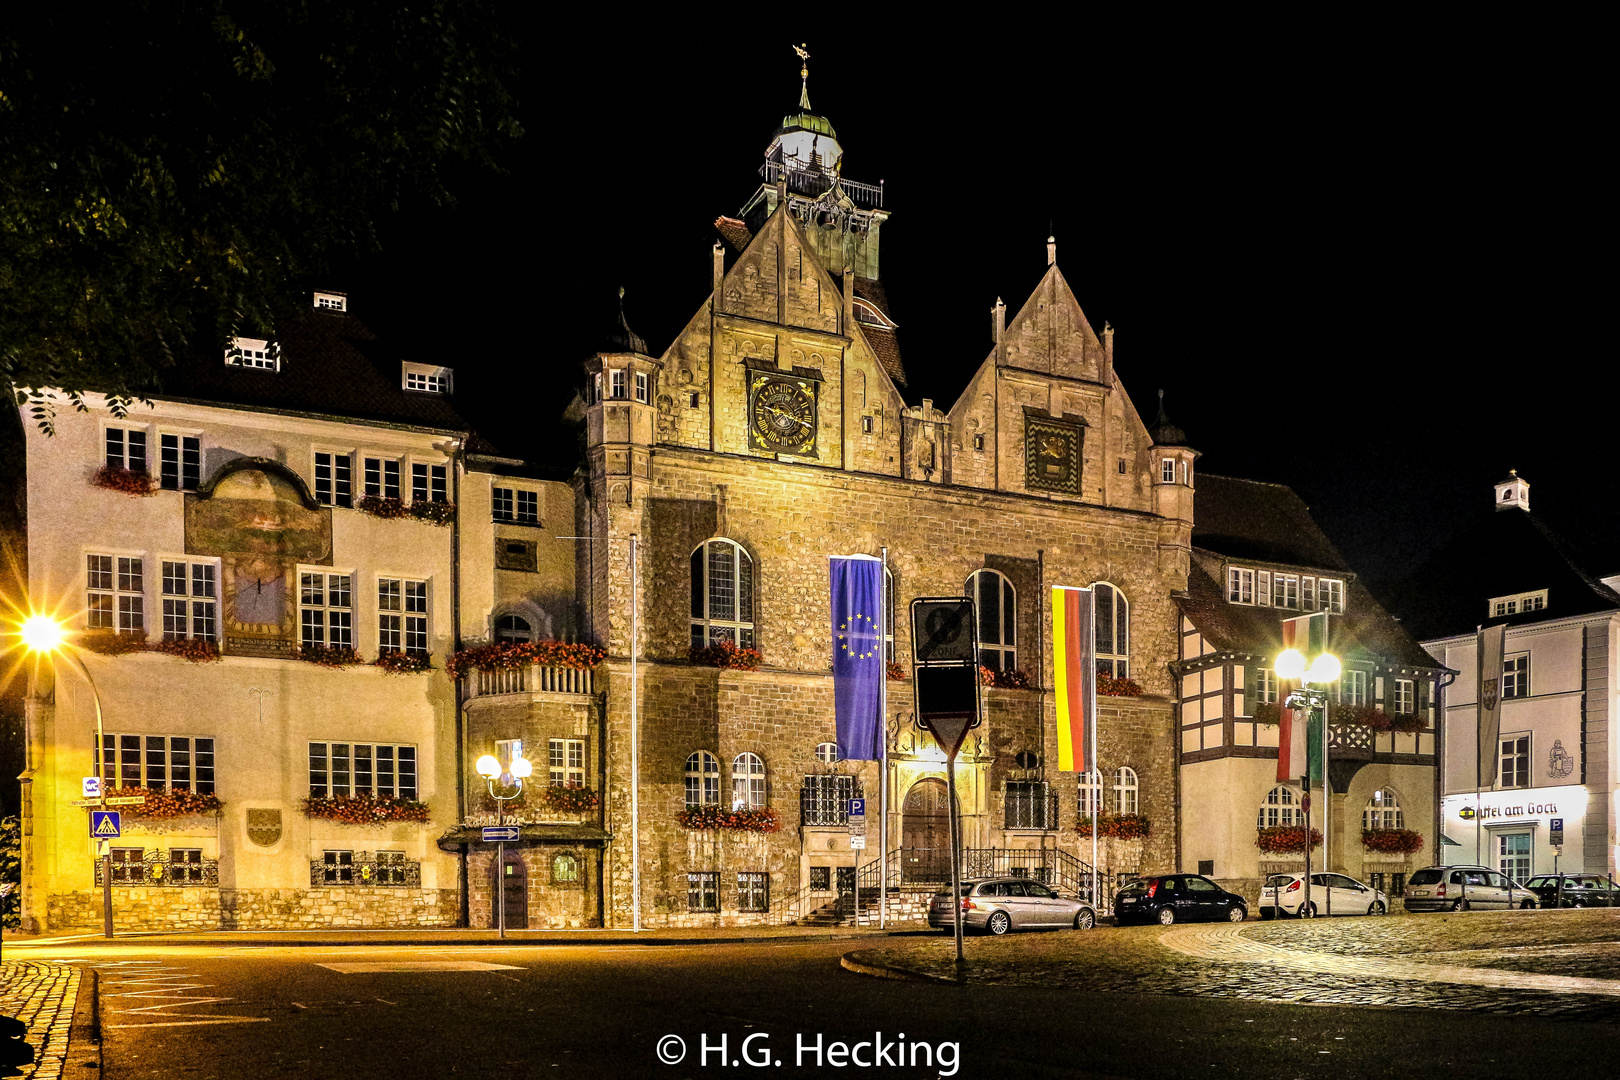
[732,752,766,810]
[1257,786,1303,828]
[1363,789,1403,830]
[1113,767,1139,815]
[308,742,416,799]
[87,554,144,633]
[685,750,719,807]
[966,568,1016,671]
[690,539,754,649]
[1093,582,1129,679]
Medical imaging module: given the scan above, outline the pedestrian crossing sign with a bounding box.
[90,810,121,838]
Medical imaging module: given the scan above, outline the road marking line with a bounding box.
[105,1018,272,1029]
[317,961,524,973]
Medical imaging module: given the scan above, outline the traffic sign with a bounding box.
[482,826,520,842]
[1550,817,1565,846]
[82,776,101,799]
[849,835,866,849]
[848,798,866,818]
[90,811,121,839]
[911,599,976,664]
[914,665,981,758]
[72,796,145,807]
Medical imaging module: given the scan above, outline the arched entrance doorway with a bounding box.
[902,778,951,883]
[489,849,527,929]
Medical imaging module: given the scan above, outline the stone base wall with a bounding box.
[468,844,601,930]
[47,887,459,931]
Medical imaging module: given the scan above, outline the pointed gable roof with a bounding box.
[997,263,1105,382]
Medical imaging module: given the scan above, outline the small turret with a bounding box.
[1495,470,1530,512]
[1150,390,1199,523]
[583,288,660,505]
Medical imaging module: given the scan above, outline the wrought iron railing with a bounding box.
[97,851,218,887]
[471,665,593,698]
[800,775,862,826]
[309,852,421,888]
[758,161,884,208]
[771,880,839,925]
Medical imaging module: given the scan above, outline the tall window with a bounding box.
[1077,771,1102,818]
[1499,735,1530,789]
[1272,574,1300,609]
[1113,767,1139,815]
[494,615,532,644]
[364,457,401,500]
[1342,670,1367,706]
[308,742,417,799]
[87,554,144,633]
[411,463,448,504]
[1257,786,1302,828]
[635,372,649,404]
[160,435,201,491]
[737,871,768,912]
[1363,789,1403,830]
[300,573,353,650]
[100,735,214,793]
[161,561,216,641]
[1005,780,1054,829]
[1227,567,1254,605]
[1393,679,1415,714]
[1502,654,1529,699]
[1253,667,1278,705]
[610,369,627,399]
[801,774,858,825]
[966,568,1016,671]
[732,752,766,810]
[105,427,148,473]
[549,738,585,787]
[690,539,754,649]
[685,751,719,807]
[314,453,353,508]
[1094,583,1129,679]
[1161,458,1176,483]
[378,578,428,655]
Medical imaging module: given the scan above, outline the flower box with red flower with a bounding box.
[1255,825,1323,854]
[1362,827,1425,855]
[92,465,156,496]
[372,650,432,675]
[689,642,762,671]
[302,794,431,824]
[677,806,780,833]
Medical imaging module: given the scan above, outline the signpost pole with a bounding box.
[879,546,888,931]
[1301,777,1312,917]
[947,752,963,965]
[497,794,506,939]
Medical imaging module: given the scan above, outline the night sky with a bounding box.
[335,32,1608,599]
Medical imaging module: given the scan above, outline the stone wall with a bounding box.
[47,886,458,931]
[467,844,601,929]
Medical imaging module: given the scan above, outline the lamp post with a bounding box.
[1275,647,1339,918]
[20,615,114,938]
[475,750,532,939]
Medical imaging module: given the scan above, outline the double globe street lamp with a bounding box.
[1273,645,1339,917]
[476,749,532,938]
[18,614,115,938]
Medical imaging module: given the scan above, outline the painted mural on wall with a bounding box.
[185,461,332,657]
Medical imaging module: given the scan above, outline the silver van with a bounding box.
[1403,865,1536,912]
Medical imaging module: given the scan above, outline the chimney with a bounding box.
[1047,235,1056,266]
[712,241,724,298]
[843,266,854,335]
[992,298,1006,347]
[1102,322,1115,386]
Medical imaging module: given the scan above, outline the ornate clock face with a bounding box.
[749,376,818,455]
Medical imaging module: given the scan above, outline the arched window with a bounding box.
[685,751,719,807]
[1077,771,1102,819]
[1093,583,1129,679]
[691,539,754,649]
[966,568,1016,671]
[552,853,579,884]
[1113,767,1139,815]
[1257,786,1303,828]
[494,614,533,644]
[814,742,840,765]
[1363,788,1404,830]
[732,752,766,810]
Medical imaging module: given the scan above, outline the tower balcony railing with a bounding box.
[759,160,884,208]
[468,664,594,699]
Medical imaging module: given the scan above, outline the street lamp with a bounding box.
[19,615,115,938]
[476,749,532,938]
[1276,647,1339,918]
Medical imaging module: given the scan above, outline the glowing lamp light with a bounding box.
[1307,654,1342,684]
[1274,649,1306,681]
[509,756,533,779]
[475,755,502,779]
[20,615,66,654]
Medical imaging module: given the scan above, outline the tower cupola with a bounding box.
[1495,469,1530,511]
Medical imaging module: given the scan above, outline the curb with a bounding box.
[65,968,100,1076]
[7,929,936,950]
[840,950,964,985]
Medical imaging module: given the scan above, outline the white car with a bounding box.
[1260,871,1388,918]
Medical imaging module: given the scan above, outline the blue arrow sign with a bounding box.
[482,826,520,842]
[91,810,121,839]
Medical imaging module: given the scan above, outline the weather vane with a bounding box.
[793,43,811,108]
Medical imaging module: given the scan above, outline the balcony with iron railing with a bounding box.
[759,160,884,209]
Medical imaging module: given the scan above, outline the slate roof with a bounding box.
[160,302,485,445]
[1386,508,1620,642]
[1192,474,1351,572]
[1178,474,1440,670]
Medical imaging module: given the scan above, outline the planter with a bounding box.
[372,651,432,675]
[303,794,430,824]
[886,662,907,681]
[1097,675,1144,697]
[543,785,600,814]
[1256,825,1322,853]
[104,787,223,819]
[1362,828,1425,855]
[1076,813,1152,840]
[294,645,366,668]
[980,667,1031,690]
[78,633,218,662]
[689,642,762,670]
[676,806,780,833]
[355,495,455,526]
[446,640,605,681]
[92,465,156,496]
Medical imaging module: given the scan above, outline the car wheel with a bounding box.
[1368,901,1386,916]
[1075,909,1096,931]
[1227,905,1247,923]
[1259,908,1275,921]
[1157,906,1176,927]
[1299,903,1317,919]
[987,911,1011,936]
[1520,899,1536,910]
[1451,899,1469,912]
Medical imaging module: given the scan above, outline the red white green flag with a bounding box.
[1275,612,1328,783]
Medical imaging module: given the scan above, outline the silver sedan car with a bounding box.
[927,877,1097,935]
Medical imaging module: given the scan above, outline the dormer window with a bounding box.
[313,291,347,312]
[1227,564,1344,613]
[225,337,279,372]
[1490,589,1547,617]
[402,362,452,395]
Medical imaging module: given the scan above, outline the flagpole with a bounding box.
[1322,613,1331,915]
[880,546,889,930]
[630,533,641,933]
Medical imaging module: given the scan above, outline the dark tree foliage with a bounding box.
[0,2,521,430]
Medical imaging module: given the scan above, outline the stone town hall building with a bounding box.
[17,73,1426,931]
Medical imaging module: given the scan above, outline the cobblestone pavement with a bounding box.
[0,960,82,1079]
[847,914,1620,1021]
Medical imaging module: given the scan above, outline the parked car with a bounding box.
[1523,874,1620,908]
[1113,873,1247,925]
[927,877,1097,935]
[1259,872,1388,919]
[1403,865,1537,912]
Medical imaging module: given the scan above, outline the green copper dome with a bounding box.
[774,109,837,141]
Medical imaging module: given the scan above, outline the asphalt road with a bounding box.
[12,937,1620,1079]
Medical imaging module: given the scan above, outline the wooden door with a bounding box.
[902,778,951,883]
[490,851,527,929]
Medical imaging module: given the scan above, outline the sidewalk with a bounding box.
[0,960,100,1080]
[2,923,934,950]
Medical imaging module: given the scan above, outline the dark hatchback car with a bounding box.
[1524,875,1620,908]
[1114,873,1247,925]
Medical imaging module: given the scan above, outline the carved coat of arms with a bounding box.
[247,808,282,847]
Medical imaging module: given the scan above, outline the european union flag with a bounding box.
[830,555,884,761]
